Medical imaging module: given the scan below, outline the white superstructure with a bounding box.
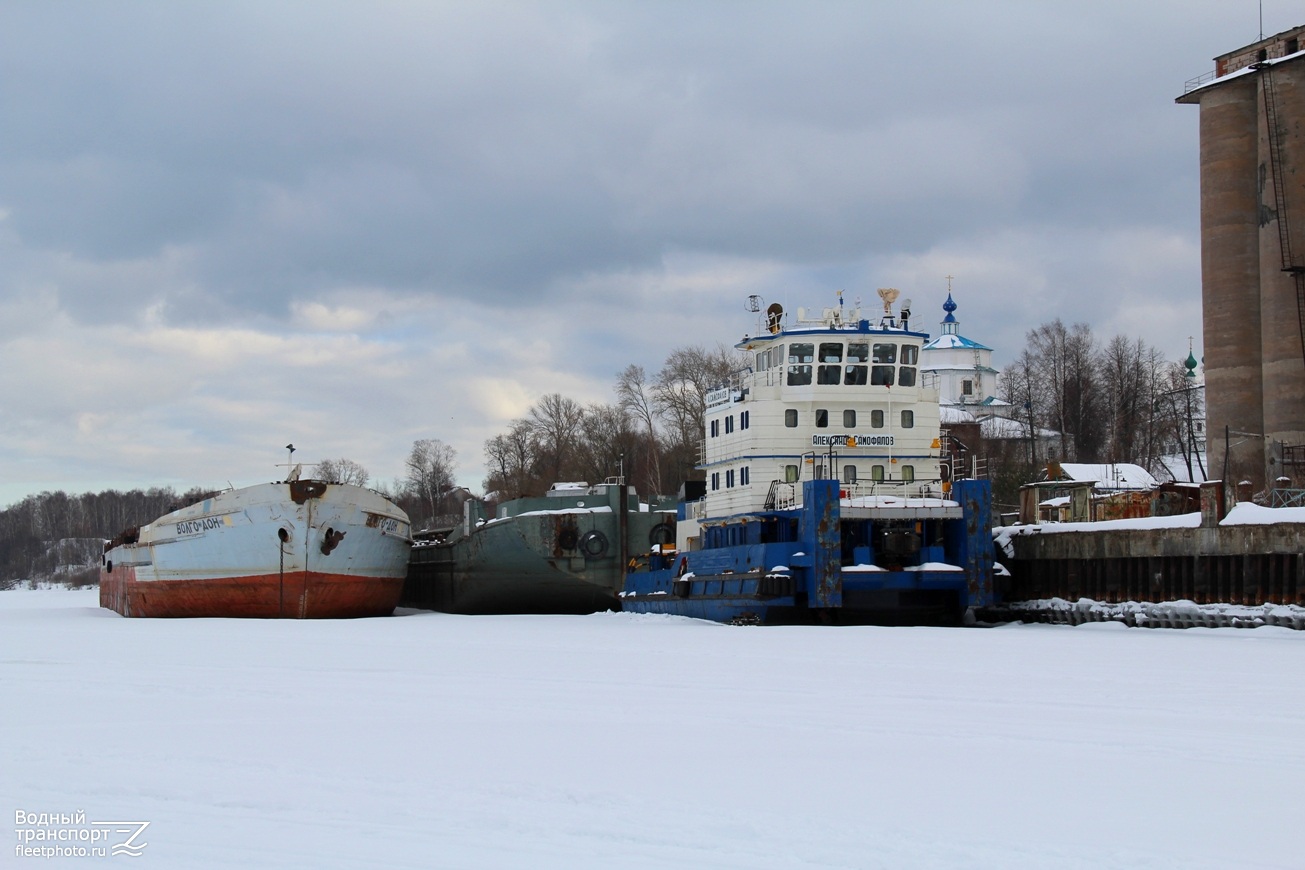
[691,293,944,528]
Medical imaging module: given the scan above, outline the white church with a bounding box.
[919,290,1011,424]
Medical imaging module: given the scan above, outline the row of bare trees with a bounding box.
[481,345,740,500]
[998,319,1202,472]
[313,440,460,531]
[0,486,216,588]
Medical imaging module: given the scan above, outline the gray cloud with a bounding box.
[0,1,1281,502]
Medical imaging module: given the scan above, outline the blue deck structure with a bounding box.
[622,478,993,624]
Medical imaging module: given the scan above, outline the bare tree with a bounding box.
[483,420,538,499]
[316,457,370,486]
[574,402,643,486]
[1025,320,1104,462]
[654,345,740,445]
[998,348,1044,467]
[615,364,663,494]
[405,439,457,527]
[1099,335,1168,467]
[1153,364,1208,482]
[525,393,586,483]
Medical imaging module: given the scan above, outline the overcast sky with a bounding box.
[0,1,1288,506]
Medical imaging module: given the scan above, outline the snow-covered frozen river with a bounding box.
[3,588,1302,869]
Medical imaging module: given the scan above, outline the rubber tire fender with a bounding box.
[579,529,608,558]
[648,522,675,547]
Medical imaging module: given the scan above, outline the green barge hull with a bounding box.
[402,482,674,615]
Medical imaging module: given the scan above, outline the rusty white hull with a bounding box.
[100,480,412,618]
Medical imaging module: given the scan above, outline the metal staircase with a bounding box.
[1256,61,1305,366]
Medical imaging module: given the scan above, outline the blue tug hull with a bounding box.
[622,479,995,625]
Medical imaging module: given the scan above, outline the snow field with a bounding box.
[2,589,1303,869]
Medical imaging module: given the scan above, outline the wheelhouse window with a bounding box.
[845,342,869,385]
[898,344,918,387]
[787,343,814,386]
[872,343,897,364]
[871,365,895,386]
[785,409,798,427]
[817,342,843,385]
[843,409,856,428]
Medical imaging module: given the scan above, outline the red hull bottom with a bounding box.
[99,567,404,618]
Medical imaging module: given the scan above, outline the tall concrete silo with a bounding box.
[1177,26,1305,493]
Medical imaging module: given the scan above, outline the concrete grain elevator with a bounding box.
[1177,26,1305,494]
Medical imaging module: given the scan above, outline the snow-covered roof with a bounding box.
[921,334,992,351]
[1054,463,1158,491]
[940,406,978,424]
[1154,454,1210,485]
[1181,45,1305,98]
[920,363,1000,374]
[980,415,1059,440]
[942,396,1012,411]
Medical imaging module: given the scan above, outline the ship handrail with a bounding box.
[839,479,946,501]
